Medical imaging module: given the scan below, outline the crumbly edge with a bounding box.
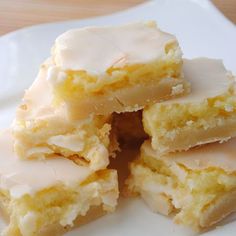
[126,154,236,230]
[1,169,118,236]
[52,42,182,100]
[149,116,236,154]
[143,88,236,153]
[13,115,113,170]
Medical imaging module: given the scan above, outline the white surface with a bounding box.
[0,0,236,235]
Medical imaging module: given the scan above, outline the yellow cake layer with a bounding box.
[54,56,181,98]
[47,21,186,118]
[143,58,236,154]
[13,65,115,170]
[126,140,236,230]
[0,131,119,236]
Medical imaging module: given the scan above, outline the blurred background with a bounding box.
[0,0,235,35]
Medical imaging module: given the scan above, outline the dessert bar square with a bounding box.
[143,58,236,154]
[0,130,118,236]
[47,22,186,119]
[13,64,113,170]
[126,140,236,230]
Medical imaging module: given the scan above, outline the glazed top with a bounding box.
[52,21,177,74]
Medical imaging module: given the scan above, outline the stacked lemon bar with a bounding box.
[0,22,186,236]
[126,58,236,230]
[49,21,186,119]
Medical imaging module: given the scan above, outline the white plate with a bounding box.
[0,0,236,235]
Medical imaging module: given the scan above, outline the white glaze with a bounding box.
[143,139,236,173]
[0,130,93,198]
[164,58,234,104]
[53,22,176,74]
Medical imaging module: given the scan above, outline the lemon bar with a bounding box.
[0,130,118,236]
[126,140,236,230]
[143,58,236,154]
[47,21,186,119]
[12,62,112,171]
